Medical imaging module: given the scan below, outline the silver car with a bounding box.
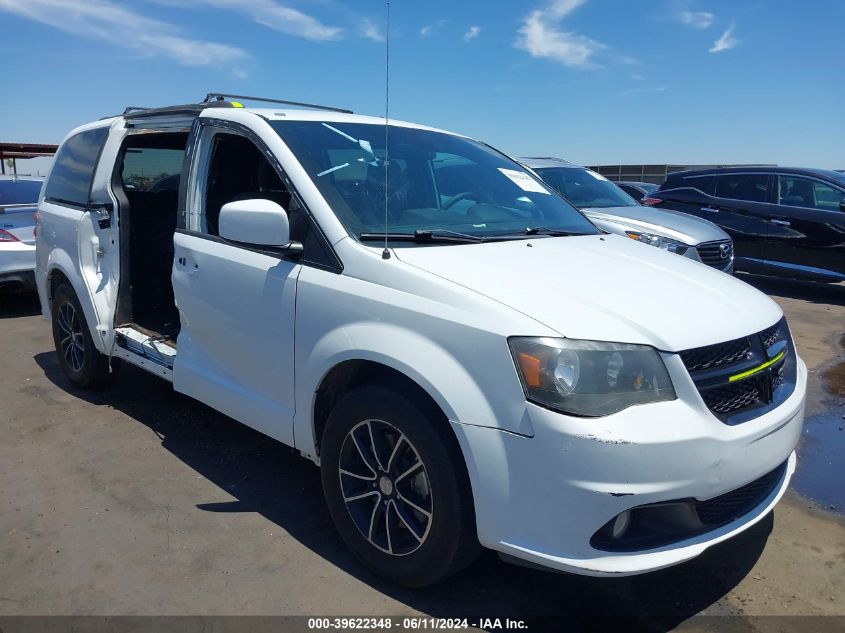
[521,158,734,273]
[0,175,43,292]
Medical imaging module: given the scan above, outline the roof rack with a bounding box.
[204,93,353,114]
[117,93,352,121]
[120,101,227,119]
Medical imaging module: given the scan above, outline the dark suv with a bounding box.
[646,167,845,282]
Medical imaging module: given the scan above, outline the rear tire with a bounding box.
[51,283,117,389]
[321,385,480,587]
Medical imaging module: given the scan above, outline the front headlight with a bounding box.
[509,337,676,417]
[625,231,689,255]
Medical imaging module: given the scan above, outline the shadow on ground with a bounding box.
[738,273,845,307]
[0,292,41,318]
[34,350,773,631]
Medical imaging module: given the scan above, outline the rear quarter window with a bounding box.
[714,174,770,202]
[683,175,715,195]
[44,127,109,206]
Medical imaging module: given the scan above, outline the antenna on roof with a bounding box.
[381,0,392,260]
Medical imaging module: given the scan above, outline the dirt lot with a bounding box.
[0,275,843,630]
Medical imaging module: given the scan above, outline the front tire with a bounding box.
[51,283,116,389]
[321,386,479,587]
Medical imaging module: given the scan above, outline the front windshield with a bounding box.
[535,167,639,209]
[272,121,598,241]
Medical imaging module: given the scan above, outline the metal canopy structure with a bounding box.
[0,142,59,174]
[588,163,777,185]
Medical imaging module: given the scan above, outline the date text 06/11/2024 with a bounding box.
[306,617,529,630]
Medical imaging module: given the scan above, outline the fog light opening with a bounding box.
[611,510,631,539]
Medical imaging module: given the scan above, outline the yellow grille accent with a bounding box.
[728,351,785,383]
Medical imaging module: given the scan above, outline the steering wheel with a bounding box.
[442,192,477,210]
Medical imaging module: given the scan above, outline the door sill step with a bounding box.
[113,326,176,380]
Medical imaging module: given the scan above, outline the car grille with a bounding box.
[761,320,786,349]
[771,362,785,392]
[680,318,797,423]
[696,461,787,525]
[701,374,767,415]
[695,240,734,271]
[680,337,751,373]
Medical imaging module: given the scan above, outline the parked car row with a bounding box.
[0,175,42,292]
[616,181,659,202]
[521,158,734,273]
[645,167,845,283]
[10,142,843,294]
[34,96,806,587]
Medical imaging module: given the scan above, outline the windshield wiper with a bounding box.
[522,226,591,236]
[360,229,485,244]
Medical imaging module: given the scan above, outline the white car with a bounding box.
[35,96,806,586]
[1,175,42,292]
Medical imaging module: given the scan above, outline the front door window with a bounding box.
[778,176,845,212]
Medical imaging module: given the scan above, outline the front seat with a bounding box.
[364,159,408,226]
[783,178,814,207]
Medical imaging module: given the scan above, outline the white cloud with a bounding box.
[709,23,738,53]
[0,0,247,66]
[420,20,447,37]
[179,0,343,42]
[139,34,247,66]
[464,26,481,42]
[631,73,646,81]
[624,85,668,95]
[515,0,605,68]
[679,10,714,29]
[359,17,384,42]
[548,0,587,18]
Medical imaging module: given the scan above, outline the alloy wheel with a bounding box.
[57,302,84,372]
[338,419,433,556]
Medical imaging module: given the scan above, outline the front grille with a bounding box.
[696,240,734,270]
[680,318,796,423]
[761,320,786,349]
[772,362,785,392]
[702,374,766,415]
[680,337,751,373]
[696,461,787,525]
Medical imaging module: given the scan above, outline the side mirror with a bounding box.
[218,199,302,256]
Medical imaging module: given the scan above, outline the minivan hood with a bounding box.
[393,234,780,351]
[582,205,729,245]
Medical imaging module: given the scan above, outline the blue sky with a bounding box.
[1,0,843,176]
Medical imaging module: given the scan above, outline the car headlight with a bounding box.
[625,231,689,255]
[509,337,676,417]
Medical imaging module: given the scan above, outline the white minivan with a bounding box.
[36,95,806,587]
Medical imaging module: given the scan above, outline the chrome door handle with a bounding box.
[700,206,720,213]
[770,219,791,227]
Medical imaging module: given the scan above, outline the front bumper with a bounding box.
[0,242,36,291]
[451,356,806,576]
